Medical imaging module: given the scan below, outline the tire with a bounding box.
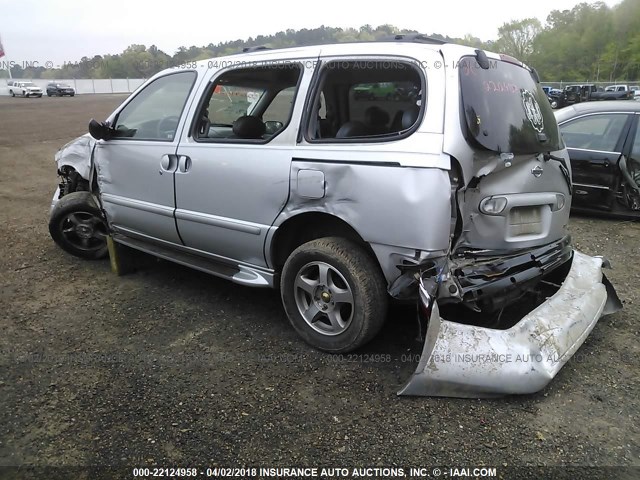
[49,191,109,260]
[47,92,52,97]
[550,100,558,109]
[280,237,387,353]
[10,90,15,97]
[37,94,42,98]
[70,93,75,97]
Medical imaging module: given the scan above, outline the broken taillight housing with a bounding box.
[479,196,508,215]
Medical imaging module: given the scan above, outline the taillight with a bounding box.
[480,196,508,215]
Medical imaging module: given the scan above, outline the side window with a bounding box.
[113,71,197,141]
[305,60,423,141]
[195,64,302,142]
[560,114,628,152]
[263,87,296,123]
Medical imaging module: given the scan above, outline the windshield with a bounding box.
[459,56,561,154]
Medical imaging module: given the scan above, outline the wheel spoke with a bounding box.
[301,303,321,323]
[67,214,81,225]
[89,215,104,226]
[327,310,345,330]
[295,274,318,295]
[318,263,330,286]
[62,226,76,234]
[331,287,353,306]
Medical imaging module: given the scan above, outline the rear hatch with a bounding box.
[442,52,571,254]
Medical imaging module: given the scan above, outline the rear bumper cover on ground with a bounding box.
[399,251,620,398]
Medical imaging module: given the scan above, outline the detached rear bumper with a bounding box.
[399,251,621,398]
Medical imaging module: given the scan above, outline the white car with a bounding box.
[8,81,43,98]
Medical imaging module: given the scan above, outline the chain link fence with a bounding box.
[541,80,640,89]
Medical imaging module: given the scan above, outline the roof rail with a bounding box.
[381,33,446,45]
[242,45,270,53]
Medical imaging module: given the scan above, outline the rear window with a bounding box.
[459,56,561,154]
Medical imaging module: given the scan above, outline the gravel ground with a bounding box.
[0,95,638,476]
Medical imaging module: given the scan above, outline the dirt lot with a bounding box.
[0,95,638,475]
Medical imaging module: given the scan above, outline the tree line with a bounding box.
[3,0,638,83]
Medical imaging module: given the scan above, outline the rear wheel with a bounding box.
[49,191,108,260]
[10,90,15,97]
[280,237,387,353]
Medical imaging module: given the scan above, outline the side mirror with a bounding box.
[264,120,284,135]
[88,119,113,140]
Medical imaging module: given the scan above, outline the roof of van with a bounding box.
[192,39,495,70]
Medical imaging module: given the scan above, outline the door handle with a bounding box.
[177,155,191,173]
[160,154,178,173]
[160,155,171,171]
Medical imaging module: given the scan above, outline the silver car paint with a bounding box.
[54,134,96,180]
[273,160,452,283]
[399,251,612,397]
[439,45,572,252]
[94,71,206,246]
[171,56,318,268]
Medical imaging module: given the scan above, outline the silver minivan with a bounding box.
[49,35,620,397]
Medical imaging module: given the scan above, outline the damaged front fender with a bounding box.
[399,251,621,398]
[54,133,96,180]
[51,134,97,213]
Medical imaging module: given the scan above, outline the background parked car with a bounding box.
[543,86,566,109]
[46,82,75,97]
[8,81,43,97]
[555,101,640,216]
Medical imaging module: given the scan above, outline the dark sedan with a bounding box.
[46,82,75,97]
[555,101,640,217]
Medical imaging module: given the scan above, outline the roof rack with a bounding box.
[242,45,271,53]
[381,33,446,45]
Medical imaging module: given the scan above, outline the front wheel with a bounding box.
[49,191,109,260]
[280,237,388,353]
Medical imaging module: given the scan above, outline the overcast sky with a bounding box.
[0,0,623,67]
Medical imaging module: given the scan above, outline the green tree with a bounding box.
[495,18,542,63]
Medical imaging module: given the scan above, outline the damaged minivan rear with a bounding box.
[399,45,621,397]
[49,36,620,398]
